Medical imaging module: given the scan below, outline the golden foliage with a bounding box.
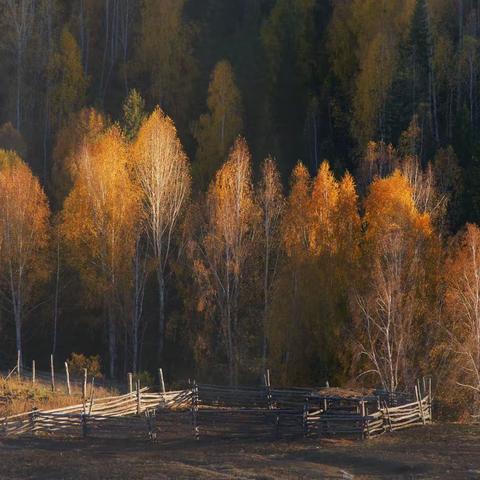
[364,170,432,246]
[281,161,311,260]
[440,224,480,410]
[352,169,436,391]
[61,126,141,304]
[270,160,361,385]
[309,161,339,255]
[68,353,103,378]
[206,137,258,265]
[133,107,191,255]
[0,152,51,290]
[193,137,259,383]
[132,105,191,315]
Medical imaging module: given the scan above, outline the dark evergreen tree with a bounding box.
[386,0,432,148]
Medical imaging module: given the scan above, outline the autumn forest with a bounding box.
[0,0,480,418]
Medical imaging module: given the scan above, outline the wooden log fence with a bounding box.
[0,377,433,442]
[196,383,311,409]
[0,386,192,437]
[305,380,432,439]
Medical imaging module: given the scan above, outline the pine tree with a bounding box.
[386,0,432,144]
[122,89,146,141]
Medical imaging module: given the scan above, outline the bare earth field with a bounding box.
[0,423,479,479]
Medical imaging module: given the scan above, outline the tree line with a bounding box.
[0,96,479,417]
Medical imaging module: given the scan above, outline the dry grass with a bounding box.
[0,376,118,417]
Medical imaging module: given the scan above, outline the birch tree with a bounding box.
[354,171,432,391]
[133,108,191,361]
[443,224,480,396]
[257,156,284,369]
[194,137,259,384]
[130,227,148,373]
[0,151,50,365]
[61,127,141,377]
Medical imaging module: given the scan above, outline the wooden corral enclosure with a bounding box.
[0,375,432,442]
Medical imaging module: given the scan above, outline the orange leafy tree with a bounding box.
[269,161,360,385]
[0,151,51,365]
[61,127,141,377]
[353,170,434,392]
[193,137,260,385]
[442,224,480,403]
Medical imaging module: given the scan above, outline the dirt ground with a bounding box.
[0,423,479,479]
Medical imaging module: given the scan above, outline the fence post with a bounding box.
[136,379,141,415]
[265,370,273,410]
[50,354,55,392]
[128,372,133,393]
[302,397,309,437]
[17,350,21,380]
[65,362,71,396]
[81,413,88,438]
[191,381,199,440]
[158,368,165,393]
[360,401,367,439]
[417,378,426,424]
[88,377,95,415]
[32,360,35,386]
[383,400,392,432]
[82,369,87,404]
[29,407,37,435]
[414,383,425,425]
[428,376,432,422]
